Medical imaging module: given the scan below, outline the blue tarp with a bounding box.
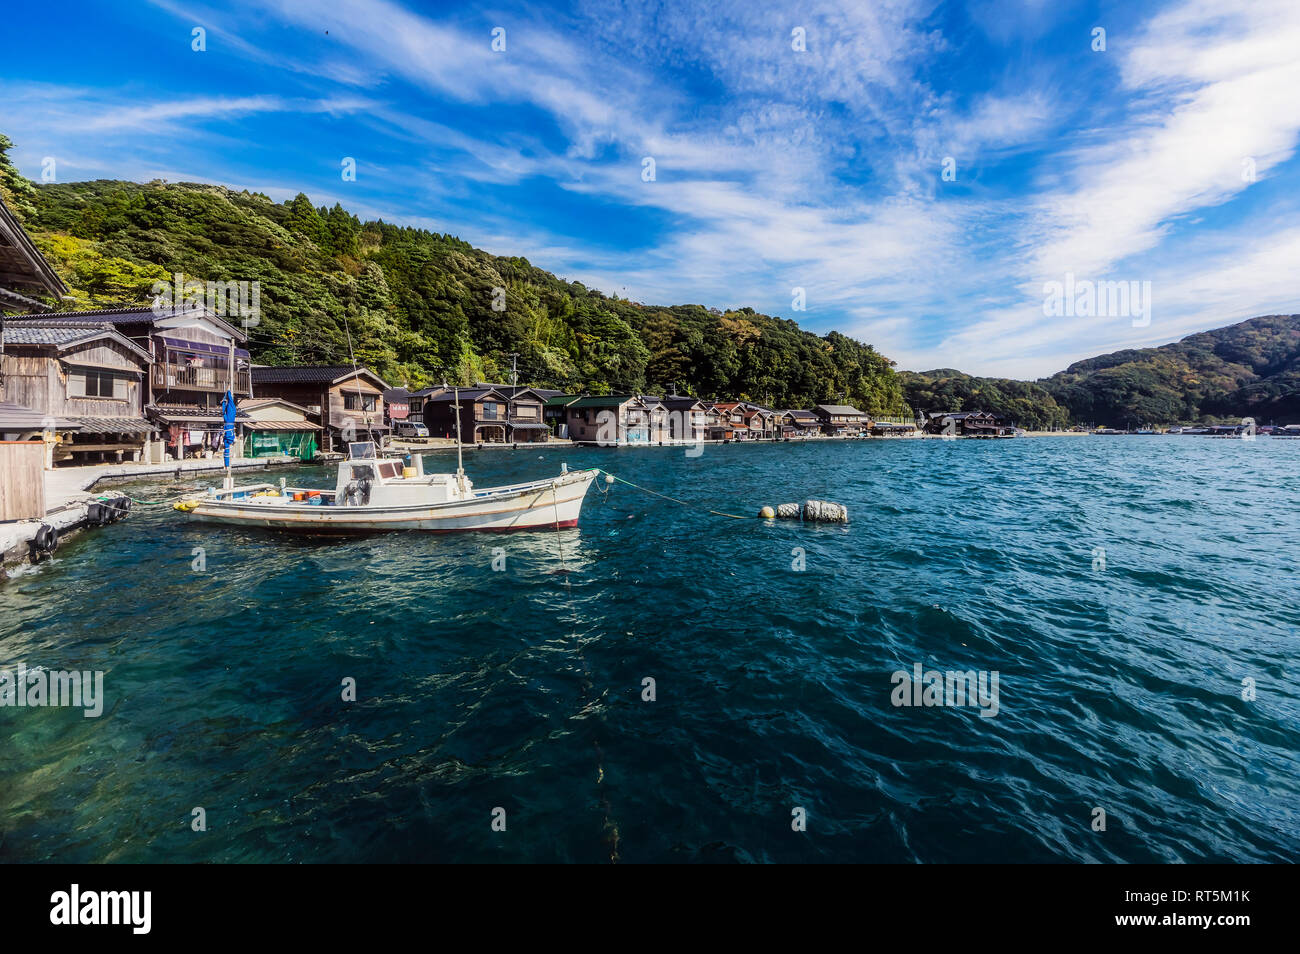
[222,388,236,467]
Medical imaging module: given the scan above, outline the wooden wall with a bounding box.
[327,379,383,435]
[1,342,146,420]
[0,441,46,521]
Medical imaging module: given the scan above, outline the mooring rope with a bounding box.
[596,470,756,520]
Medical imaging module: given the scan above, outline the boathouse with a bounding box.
[814,404,868,437]
[1,318,154,464]
[662,395,707,441]
[563,394,658,444]
[250,365,390,452]
[922,410,1009,436]
[15,303,253,460]
[777,409,821,437]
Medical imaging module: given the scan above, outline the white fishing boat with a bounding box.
[174,441,599,533]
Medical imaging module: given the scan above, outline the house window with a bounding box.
[482,402,498,419]
[77,370,119,398]
[344,393,377,412]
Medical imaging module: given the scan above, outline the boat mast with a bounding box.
[453,384,466,492]
[224,336,234,490]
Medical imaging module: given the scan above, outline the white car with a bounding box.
[393,421,430,438]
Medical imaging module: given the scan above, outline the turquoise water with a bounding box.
[1,438,1297,863]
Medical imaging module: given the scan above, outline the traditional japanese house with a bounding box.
[422,386,507,443]
[1,318,154,464]
[777,409,821,437]
[922,410,1006,436]
[870,420,918,436]
[563,394,660,444]
[661,396,707,442]
[740,403,776,439]
[238,397,321,460]
[15,303,252,459]
[250,365,391,451]
[544,394,582,438]
[711,402,749,439]
[475,383,553,443]
[701,402,730,441]
[814,404,868,437]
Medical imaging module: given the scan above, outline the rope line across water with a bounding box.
[596,470,756,520]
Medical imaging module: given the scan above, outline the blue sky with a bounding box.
[3,0,1298,377]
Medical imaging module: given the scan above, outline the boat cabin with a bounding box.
[330,442,471,507]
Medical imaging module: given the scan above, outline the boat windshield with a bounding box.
[347,441,377,459]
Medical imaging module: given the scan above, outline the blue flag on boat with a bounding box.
[221,387,236,468]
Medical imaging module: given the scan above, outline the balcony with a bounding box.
[153,364,251,395]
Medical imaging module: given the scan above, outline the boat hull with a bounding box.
[179,469,598,534]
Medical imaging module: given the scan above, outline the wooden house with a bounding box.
[740,403,775,439]
[544,394,582,438]
[814,404,868,436]
[250,365,391,452]
[661,396,707,441]
[922,410,1005,436]
[711,402,749,439]
[15,304,252,459]
[475,383,553,442]
[777,409,821,437]
[420,386,529,443]
[1,318,154,464]
[563,394,659,444]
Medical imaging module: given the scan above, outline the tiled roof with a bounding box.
[67,417,155,434]
[816,404,865,416]
[251,365,388,387]
[566,394,640,409]
[3,322,114,346]
[16,305,156,321]
[0,400,74,430]
[424,387,502,402]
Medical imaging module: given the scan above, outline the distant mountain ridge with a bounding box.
[1042,314,1300,425]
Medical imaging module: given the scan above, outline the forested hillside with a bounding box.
[0,134,905,414]
[1042,315,1300,424]
[897,370,1071,429]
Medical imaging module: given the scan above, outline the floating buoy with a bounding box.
[802,500,849,523]
[604,474,615,485]
[764,500,849,524]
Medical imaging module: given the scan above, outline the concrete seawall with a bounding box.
[1,456,299,575]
